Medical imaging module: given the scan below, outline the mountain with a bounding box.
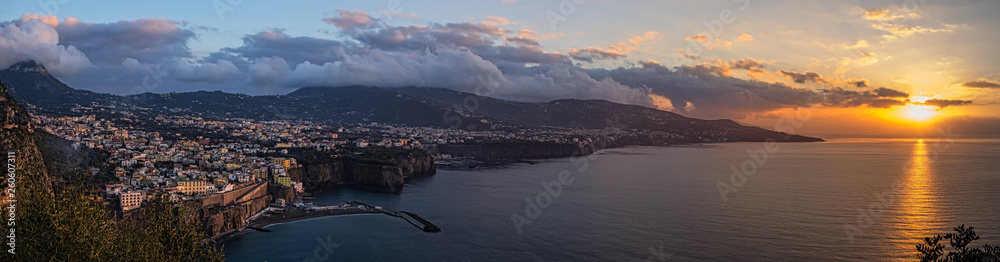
[0,60,822,142]
[0,61,111,110]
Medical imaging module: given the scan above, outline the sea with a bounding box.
[221,138,1000,261]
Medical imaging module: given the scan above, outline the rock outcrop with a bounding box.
[195,182,272,237]
[287,148,436,192]
[434,142,593,160]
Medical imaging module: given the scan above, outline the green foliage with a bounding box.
[117,196,224,262]
[917,225,1000,262]
[11,174,223,261]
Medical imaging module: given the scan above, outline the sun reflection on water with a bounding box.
[892,139,942,260]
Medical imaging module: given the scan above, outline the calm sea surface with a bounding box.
[222,138,1000,261]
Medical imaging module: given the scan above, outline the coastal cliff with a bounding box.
[287,161,344,190]
[194,181,273,237]
[200,194,271,237]
[429,142,594,165]
[286,147,435,192]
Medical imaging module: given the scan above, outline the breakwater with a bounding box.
[349,200,441,233]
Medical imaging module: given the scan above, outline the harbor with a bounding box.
[215,200,441,243]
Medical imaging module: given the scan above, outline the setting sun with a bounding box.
[901,104,939,122]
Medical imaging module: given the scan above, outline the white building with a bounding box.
[120,192,142,211]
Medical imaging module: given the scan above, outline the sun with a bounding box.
[900,104,938,122]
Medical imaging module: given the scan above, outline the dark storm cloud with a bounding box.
[221,30,349,66]
[53,17,196,65]
[961,79,1000,88]
[728,59,766,71]
[675,59,767,80]
[583,62,816,118]
[322,10,567,65]
[874,87,909,98]
[778,70,826,84]
[918,99,972,109]
[820,87,911,108]
[568,48,626,62]
[503,36,540,46]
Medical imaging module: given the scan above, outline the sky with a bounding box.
[1,0,998,137]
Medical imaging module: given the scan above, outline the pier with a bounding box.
[349,200,441,233]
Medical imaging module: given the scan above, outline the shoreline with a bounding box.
[212,205,382,244]
[214,140,821,243]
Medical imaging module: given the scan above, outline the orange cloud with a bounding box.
[485,16,511,26]
[737,33,753,41]
[570,31,658,62]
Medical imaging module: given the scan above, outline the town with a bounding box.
[29,103,661,216]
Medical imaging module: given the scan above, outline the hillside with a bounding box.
[1,61,822,142]
[0,80,224,261]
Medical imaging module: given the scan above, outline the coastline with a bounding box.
[212,205,382,244]
[214,140,826,243]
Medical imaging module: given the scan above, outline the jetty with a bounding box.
[349,200,441,233]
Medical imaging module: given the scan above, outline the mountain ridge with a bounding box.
[1,60,822,142]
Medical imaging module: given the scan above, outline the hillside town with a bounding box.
[30,106,635,213]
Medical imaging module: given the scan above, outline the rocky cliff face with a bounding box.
[395,152,436,178]
[288,148,436,192]
[195,182,273,237]
[287,161,343,190]
[435,142,593,162]
[269,184,296,203]
[200,194,271,237]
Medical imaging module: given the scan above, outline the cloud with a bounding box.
[857,6,955,40]
[569,47,627,62]
[247,56,291,85]
[584,62,820,118]
[0,17,92,76]
[5,11,979,122]
[221,29,347,66]
[502,36,539,46]
[678,63,732,79]
[862,8,920,21]
[278,48,652,106]
[873,87,908,98]
[342,20,571,64]
[848,79,869,88]
[673,59,769,81]
[323,9,375,30]
[820,87,909,108]
[485,16,511,26]
[729,59,768,79]
[778,70,826,84]
[917,99,972,109]
[569,31,657,63]
[172,60,239,83]
[872,23,955,39]
[51,17,197,65]
[685,34,709,42]
[846,40,868,49]
[737,33,753,41]
[684,33,732,50]
[961,79,1000,88]
[16,13,59,27]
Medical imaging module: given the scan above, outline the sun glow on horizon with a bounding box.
[899,104,939,122]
